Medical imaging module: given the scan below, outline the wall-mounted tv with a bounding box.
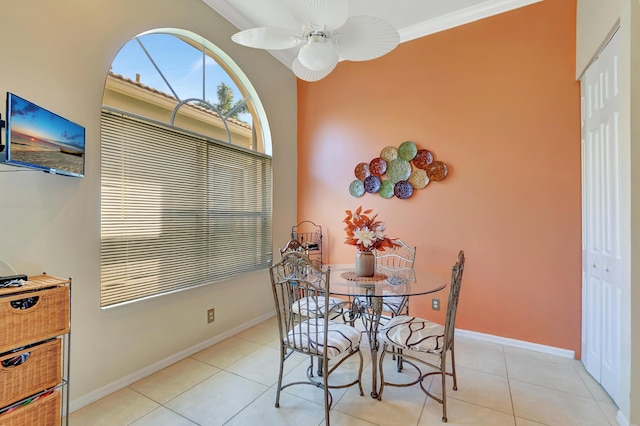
[3,92,85,177]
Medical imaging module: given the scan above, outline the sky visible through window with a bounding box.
[110,33,251,123]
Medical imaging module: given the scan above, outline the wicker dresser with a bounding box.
[0,275,71,426]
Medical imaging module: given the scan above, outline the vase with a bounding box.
[355,251,375,277]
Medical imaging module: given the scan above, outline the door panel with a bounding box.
[581,30,621,406]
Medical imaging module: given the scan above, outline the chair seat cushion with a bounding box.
[378,315,445,354]
[381,294,407,315]
[292,296,345,318]
[286,319,361,358]
[353,294,407,316]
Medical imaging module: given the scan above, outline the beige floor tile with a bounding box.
[329,409,380,426]
[515,417,547,425]
[165,370,268,426]
[69,318,618,426]
[419,397,516,425]
[506,351,591,398]
[129,358,219,403]
[68,388,159,426]
[191,336,262,369]
[454,337,507,377]
[129,406,198,425]
[280,351,364,405]
[573,360,617,404]
[336,369,427,426]
[510,379,611,426]
[266,336,282,349]
[597,400,621,426]
[225,345,307,386]
[225,388,326,426]
[429,366,513,415]
[234,320,281,345]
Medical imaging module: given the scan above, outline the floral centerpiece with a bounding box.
[343,206,395,252]
[344,206,395,277]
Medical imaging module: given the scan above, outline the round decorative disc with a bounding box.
[378,179,395,199]
[354,162,370,180]
[412,149,434,169]
[426,161,448,181]
[364,175,381,193]
[409,169,429,189]
[394,180,414,199]
[380,146,398,163]
[398,141,418,161]
[349,179,365,197]
[369,157,387,176]
[386,159,412,183]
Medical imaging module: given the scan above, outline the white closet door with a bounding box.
[581,30,622,406]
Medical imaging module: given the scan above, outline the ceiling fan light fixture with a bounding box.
[298,34,338,71]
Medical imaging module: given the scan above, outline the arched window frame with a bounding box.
[100,29,273,308]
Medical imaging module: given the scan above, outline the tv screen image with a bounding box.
[4,92,85,177]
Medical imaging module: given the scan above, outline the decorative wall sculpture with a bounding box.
[349,141,448,199]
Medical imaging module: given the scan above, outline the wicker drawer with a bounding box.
[0,286,70,353]
[0,390,60,426]
[0,339,62,409]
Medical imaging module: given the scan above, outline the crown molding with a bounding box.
[202,0,256,29]
[203,0,544,70]
[399,0,543,43]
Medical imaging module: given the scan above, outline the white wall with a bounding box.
[0,0,298,410]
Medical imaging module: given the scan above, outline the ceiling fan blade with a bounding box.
[331,15,400,61]
[231,27,303,50]
[292,57,336,82]
[287,0,348,30]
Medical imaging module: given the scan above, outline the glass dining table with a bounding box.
[326,264,446,398]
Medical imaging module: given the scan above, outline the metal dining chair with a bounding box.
[374,239,416,317]
[279,239,346,320]
[351,239,416,324]
[377,250,466,423]
[269,251,364,425]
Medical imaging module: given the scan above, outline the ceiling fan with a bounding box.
[231,0,400,82]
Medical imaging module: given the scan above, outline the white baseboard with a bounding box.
[69,311,276,413]
[455,328,576,359]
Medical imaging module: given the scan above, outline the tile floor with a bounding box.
[69,317,619,426]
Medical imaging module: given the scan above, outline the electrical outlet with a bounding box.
[207,308,215,323]
[432,298,440,311]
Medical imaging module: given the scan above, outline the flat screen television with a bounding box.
[3,92,85,177]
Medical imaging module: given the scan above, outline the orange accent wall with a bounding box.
[297,1,581,354]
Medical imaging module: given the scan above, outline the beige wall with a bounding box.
[625,0,640,423]
[0,0,297,410]
[576,0,619,77]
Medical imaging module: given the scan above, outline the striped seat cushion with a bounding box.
[378,315,445,354]
[292,296,345,318]
[381,294,406,315]
[286,319,361,358]
[353,294,406,315]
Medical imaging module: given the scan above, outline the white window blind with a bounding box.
[100,110,272,307]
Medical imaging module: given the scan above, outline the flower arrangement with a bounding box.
[343,206,395,252]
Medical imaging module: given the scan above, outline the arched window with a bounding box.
[100,29,272,308]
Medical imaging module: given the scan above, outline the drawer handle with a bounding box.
[10,296,39,310]
[1,352,30,368]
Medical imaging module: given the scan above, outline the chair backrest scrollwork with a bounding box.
[374,239,416,271]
